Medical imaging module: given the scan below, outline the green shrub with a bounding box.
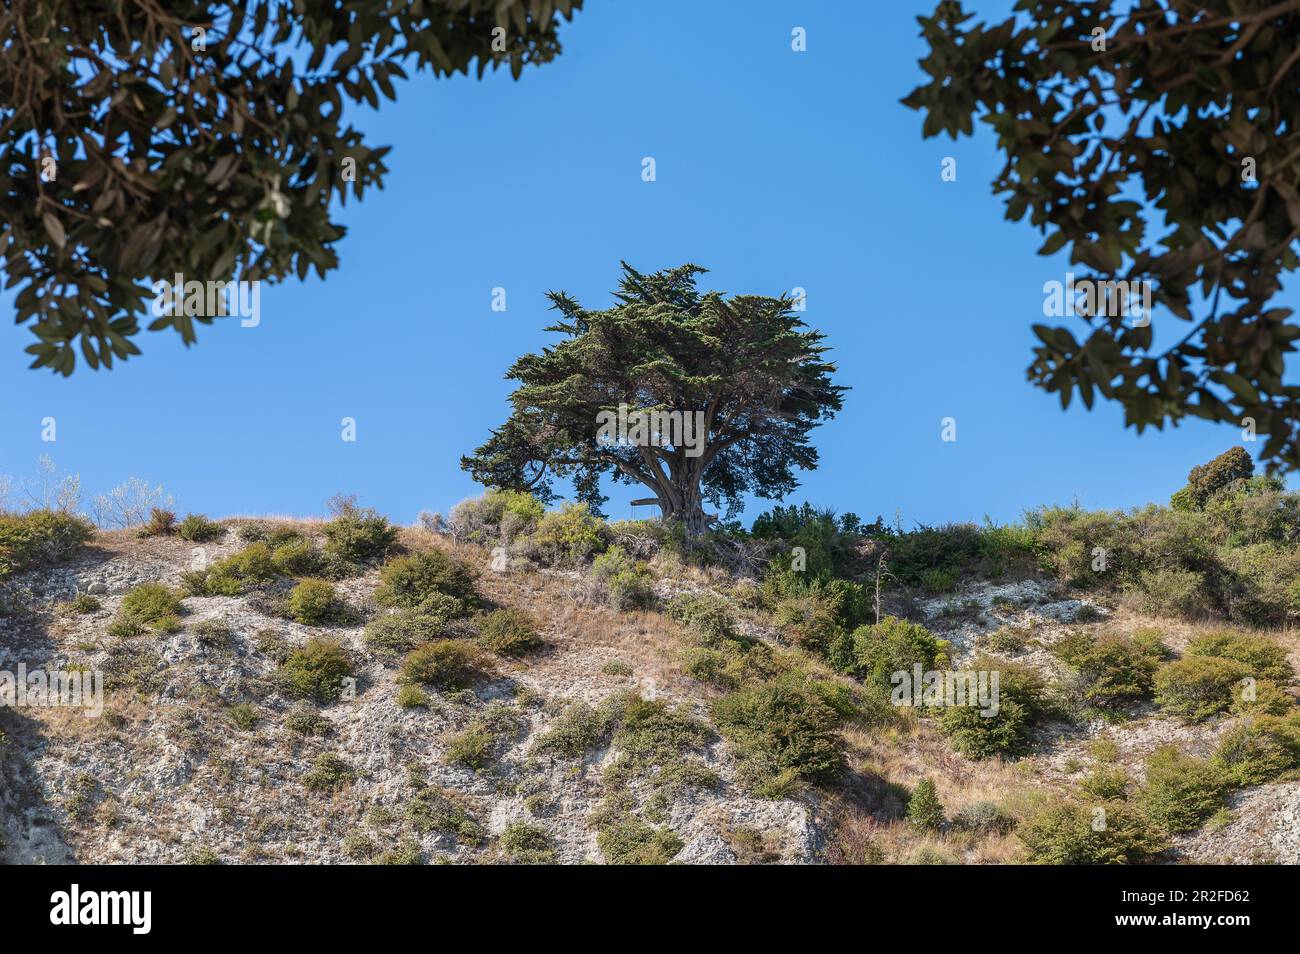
[611,696,713,784]
[499,822,555,864]
[1018,801,1168,864]
[271,538,324,577]
[375,550,479,610]
[713,674,847,796]
[68,593,101,615]
[907,778,944,831]
[405,784,483,843]
[1171,446,1254,511]
[535,695,627,759]
[284,704,330,735]
[227,703,259,730]
[302,753,355,792]
[177,513,225,542]
[1210,711,1300,786]
[1185,631,1294,683]
[1154,655,1252,722]
[0,509,95,578]
[1079,766,1131,801]
[364,609,457,656]
[395,684,430,709]
[847,616,949,688]
[952,801,1014,835]
[287,578,348,625]
[117,582,183,630]
[399,640,492,690]
[1051,631,1160,709]
[1232,677,1294,715]
[192,618,232,649]
[448,490,545,544]
[1138,746,1227,833]
[139,508,176,537]
[597,817,683,865]
[669,592,740,645]
[477,608,544,657]
[586,546,656,610]
[323,498,399,566]
[527,503,607,566]
[939,660,1050,759]
[444,726,494,769]
[279,638,352,703]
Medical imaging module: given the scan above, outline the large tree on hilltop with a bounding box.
[1,0,583,374]
[904,0,1300,470]
[460,262,847,538]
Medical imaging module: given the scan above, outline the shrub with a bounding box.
[364,609,458,656]
[399,640,492,690]
[1079,766,1131,801]
[1051,631,1160,709]
[847,616,948,688]
[375,550,479,610]
[713,675,847,796]
[177,513,225,542]
[477,608,544,657]
[302,753,355,792]
[284,705,330,736]
[227,703,259,730]
[192,618,232,649]
[1171,446,1254,511]
[499,822,555,864]
[907,778,944,831]
[0,509,95,578]
[271,538,324,577]
[939,660,1050,759]
[139,508,176,537]
[405,784,483,843]
[395,684,430,709]
[597,817,683,865]
[448,490,545,545]
[1125,567,1214,618]
[1185,631,1294,683]
[322,497,399,566]
[668,592,739,645]
[68,593,101,615]
[1137,746,1227,833]
[1154,655,1251,722]
[279,638,352,703]
[527,503,607,566]
[444,726,494,769]
[287,578,348,625]
[117,582,183,630]
[1018,801,1168,864]
[1210,711,1300,786]
[535,695,627,759]
[586,546,656,610]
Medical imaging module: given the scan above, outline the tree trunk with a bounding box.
[655,479,709,540]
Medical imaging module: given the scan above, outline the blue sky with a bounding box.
[0,0,1287,527]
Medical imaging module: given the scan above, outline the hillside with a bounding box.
[2,470,1300,865]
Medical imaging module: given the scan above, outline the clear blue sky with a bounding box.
[1,0,1288,527]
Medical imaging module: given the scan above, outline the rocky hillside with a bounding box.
[1,495,1298,865]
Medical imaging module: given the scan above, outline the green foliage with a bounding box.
[399,640,492,690]
[1018,802,1168,865]
[395,684,431,709]
[364,608,462,656]
[1211,712,1300,787]
[116,582,183,631]
[323,499,399,566]
[750,503,868,578]
[939,660,1050,759]
[535,694,627,759]
[284,705,330,736]
[906,0,1300,467]
[527,503,608,565]
[227,703,259,731]
[444,703,524,770]
[375,550,479,610]
[176,514,224,542]
[846,616,949,689]
[1185,631,1295,683]
[499,822,555,864]
[1155,655,1252,722]
[1079,766,1131,802]
[279,637,352,703]
[448,490,545,544]
[586,545,656,610]
[302,753,355,793]
[6,0,583,374]
[713,674,848,797]
[668,592,739,645]
[271,538,325,578]
[477,608,544,657]
[287,578,348,625]
[0,509,94,578]
[68,593,101,615]
[461,262,846,536]
[1173,448,1256,511]
[597,817,683,865]
[907,778,944,832]
[951,801,1014,836]
[405,783,483,844]
[1051,631,1160,710]
[1138,747,1227,834]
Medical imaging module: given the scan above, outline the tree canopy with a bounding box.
[904,0,1300,469]
[1,0,582,373]
[461,262,847,537]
